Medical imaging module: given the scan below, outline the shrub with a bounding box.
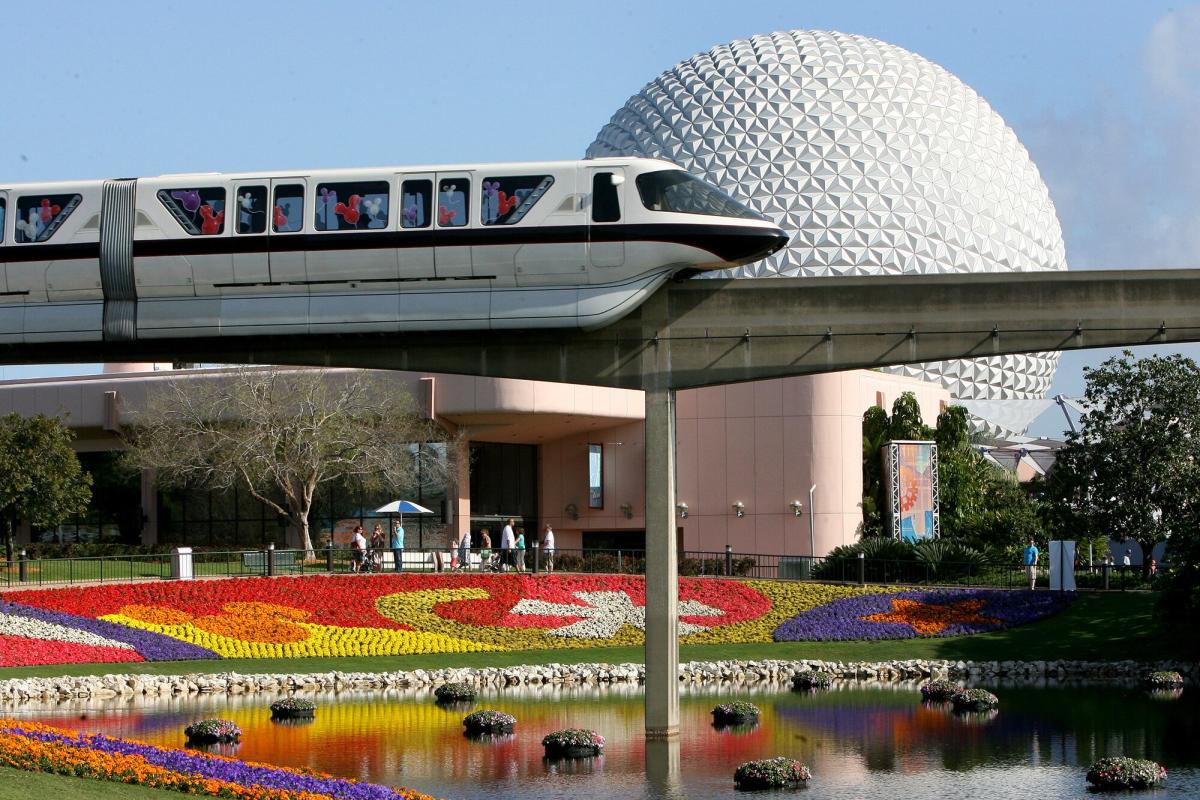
[792,670,834,690]
[733,757,811,789]
[1143,670,1184,689]
[950,688,999,712]
[919,679,960,701]
[914,539,989,580]
[1086,757,1167,790]
[433,682,476,703]
[712,701,760,725]
[269,698,316,719]
[183,719,241,744]
[463,709,516,735]
[542,728,604,757]
[812,537,916,579]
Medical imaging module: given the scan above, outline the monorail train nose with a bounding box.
[719,224,790,268]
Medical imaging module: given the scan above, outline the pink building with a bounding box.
[0,366,946,557]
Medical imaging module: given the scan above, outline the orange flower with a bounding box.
[862,597,1000,635]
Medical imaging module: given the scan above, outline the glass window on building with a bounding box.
[401,180,431,228]
[314,181,390,231]
[236,185,268,234]
[15,193,83,243]
[157,188,226,235]
[481,175,554,225]
[33,452,140,545]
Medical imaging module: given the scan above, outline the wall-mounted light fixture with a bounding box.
[732,501,745,518]
[619,502,633,519]
[564,503,579,520]
[675,502,689,519]
[789,499,803,517]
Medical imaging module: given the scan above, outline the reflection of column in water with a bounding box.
[645,737,681,800]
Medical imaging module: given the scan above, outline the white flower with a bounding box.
[0,612,133,650]
[509,591,723,638]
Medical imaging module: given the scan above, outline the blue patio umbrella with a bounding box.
[373,500,434,526]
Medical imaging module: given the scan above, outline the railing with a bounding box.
[0,545,1157,591]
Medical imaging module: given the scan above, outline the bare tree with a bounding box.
[124,367,455,556]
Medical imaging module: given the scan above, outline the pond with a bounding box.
[7,680,1198,799]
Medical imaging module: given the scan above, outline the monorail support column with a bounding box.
[643,379,679,739]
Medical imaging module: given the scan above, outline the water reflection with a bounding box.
[3,681,1196,799]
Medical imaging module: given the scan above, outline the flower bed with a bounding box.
[792,670,834,690]
[1143,670,1185,689]
[919,679,960,701]
[270,698,316,719]
[712,701,760,726]
[0,718,439,799]
[433,682,475,703]
[542,728,604,758]
[774,588,1074,641]
[463,710,516,735]
[949,688,999,712]
[733,757,811,789]
[184,719,241,744]
[1086,756,1167,790]
[0,574,1075,667]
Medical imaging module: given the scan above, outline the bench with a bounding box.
[242,550,301,573]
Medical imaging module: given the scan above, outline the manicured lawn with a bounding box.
[0,592,1178,681]
[0,766,183,800]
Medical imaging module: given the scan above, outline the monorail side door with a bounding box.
[587,168,625,268]
[268,179,309,286]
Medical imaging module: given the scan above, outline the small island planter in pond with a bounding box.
[919,679,960,701]
[434,682,476,703]
[734,757,811,790]
[1086,757,1167,790]
[712,702,761,726]
[1143,670,1185,689]
[792,670,834,690]
[950,688,999,712]
[542,729,605,758]
[463,710,516,735]
[183,719,241,744]
[269,698,316,720]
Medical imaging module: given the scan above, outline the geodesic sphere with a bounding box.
[586,29,1067,402]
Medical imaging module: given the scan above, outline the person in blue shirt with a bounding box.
[391,520,405,573]
[1024,539,1039,590]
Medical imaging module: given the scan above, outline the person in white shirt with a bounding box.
[457,529,472,571]
[350,525,367,574]
[542,524,555,573]
[500,519,515,572]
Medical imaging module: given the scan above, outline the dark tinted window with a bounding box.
[401,180,432,228]
[236,186,267,234]
[157,188,225,235]
[481,175,554,225]
[315,181,390,231]
[437,178,469,227]
[635,170,759,219]
[0,197,5,243]
[273,184,304,233]
[592,172,620,223]
[16,193,83,242]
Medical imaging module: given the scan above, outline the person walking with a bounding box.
[542,524,555,573]
[515,529,526,573]
[499,518,515,573]
[1024,538,1039,590]
[350,525,367,574]
[458,528,472,572]
[369,524,385,573]
[478,529,492,571]
[390,519,405,572]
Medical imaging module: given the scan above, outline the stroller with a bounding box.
[480,549,501,572]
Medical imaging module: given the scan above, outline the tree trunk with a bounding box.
[4,515,13,565]
[297,514,315,560]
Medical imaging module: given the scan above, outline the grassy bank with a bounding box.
[0,767,182,800]
[0,592,1181,681]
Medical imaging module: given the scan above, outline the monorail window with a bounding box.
[634,169,759,219]
[236,186,268,234]
[15,193,83,243]
[481,175,554,225]
[437,178,469,227]
[592,173,621,223]
[273,185,304,233]
[157,188,225,236]
[314,181,389,231]
[401,180,431,228]
[0,198,5,243]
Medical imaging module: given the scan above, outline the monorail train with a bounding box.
[0,158,786,342]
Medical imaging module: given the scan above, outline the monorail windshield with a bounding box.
[635,169,760,220]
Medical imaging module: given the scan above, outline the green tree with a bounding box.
[0,413,93,561]
[1050,351,1200,582]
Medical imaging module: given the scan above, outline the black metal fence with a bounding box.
[0,545,1154,591]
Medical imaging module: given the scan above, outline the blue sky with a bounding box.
[3,1,1198,435]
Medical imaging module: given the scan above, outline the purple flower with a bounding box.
[773,589,1074,642]
[0,600,218,661]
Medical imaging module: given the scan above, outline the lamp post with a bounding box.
[808,484,817,558]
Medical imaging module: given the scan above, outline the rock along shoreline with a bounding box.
[1,658,1195,702]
